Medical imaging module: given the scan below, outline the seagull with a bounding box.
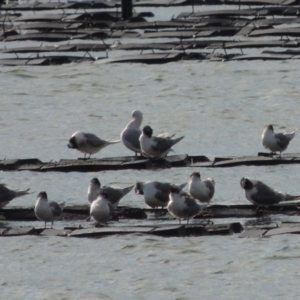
[87,177,133,209]
[135,181,187,209]
[34,191,68,228]
[139,125,184,159]
[262,124,299,157]
[240,177,300,207]
[0,183,31,208]
[188,172,215,204]
[68,131,120,159]
[120,110,143,156]
[90,192,113,226]
[167,186,205,224]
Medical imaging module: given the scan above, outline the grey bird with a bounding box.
[90,192,113,226]
[87,177,134,209]
[34,191,68,228]
[120,110,143,156]
[68,131,120,159]
[139,125,184,159]
[262,124,299,157]
[240,177,300,207]
[188,172,215,204]
[135,181,187,209]
[0,183,31,208]
[168,186,206,224]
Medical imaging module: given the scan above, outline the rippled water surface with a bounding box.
[2,35,300,299]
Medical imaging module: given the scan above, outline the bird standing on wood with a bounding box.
[240,177,300,207]
[188,172,215,204]
[90,192,113,226]
[87,177,133,209]
[120,110,143,156]
[262,124,299,157]
[135,181,187,209]
[68,131,120,159]
[34,191,68,228]
[0,183,31,208]
[139,125,184,159]
[167,186,205,224]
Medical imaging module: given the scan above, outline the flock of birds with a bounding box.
[1,110,300,228]
[67,110,185,159]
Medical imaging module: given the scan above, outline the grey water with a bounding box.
[2,6,300,298]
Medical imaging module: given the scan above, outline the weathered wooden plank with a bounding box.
[3,154,300,171]
[249,27,300,37]
[94,52,184,64]
[69,226,154,237]
[4,33,89,42]
[39,228,73,236]
[1,227,36,236]
[263,223,300,237]
[230,54,293,60]
[239,229,268,238]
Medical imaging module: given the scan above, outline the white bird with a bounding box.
[120,110,143,156]
[262,124,299,157]
[135,181,187,209]
[168,186,205,224]
[240,177,300,207]
[87,177,133,209]
[0,183,31,208]
[34,191,68,228]
[68,131,120,159]
[139,125,184,159]
[188,172,215,204]
[90,192,113,226]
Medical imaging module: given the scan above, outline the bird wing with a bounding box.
[204,180,215,199]
[49,202,62,217]
[183,197,201,215]
[122,128,141,150]
[152,182,170,203]
[252,182,283,205]
[100,186,123,205]
[84,133,108,148]
[274,133,290,149]
[152,136,174,153]
[0,184,16,202]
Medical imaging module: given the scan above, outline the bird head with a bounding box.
[90,178,101,188]
[142,126,153,138]
[170,186,181,195]
[240,177,253,190]
[37,191,48,200]
[190,172,201,179]
[68,132,83,149]
[134,182,144,195]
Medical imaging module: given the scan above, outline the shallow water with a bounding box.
[2,6,300,298]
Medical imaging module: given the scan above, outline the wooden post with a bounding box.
[121,0,132,20]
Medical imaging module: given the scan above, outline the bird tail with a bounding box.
[158,133,176,138]
[107,140,121,145]
[172,136,185,146]
[178,182,188,190]
[122,185,134,197]
[59,199,69,210]
[283,194,300,202]
[207,178,216,186]
[15,188,31,198]
[285,128,299,140]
